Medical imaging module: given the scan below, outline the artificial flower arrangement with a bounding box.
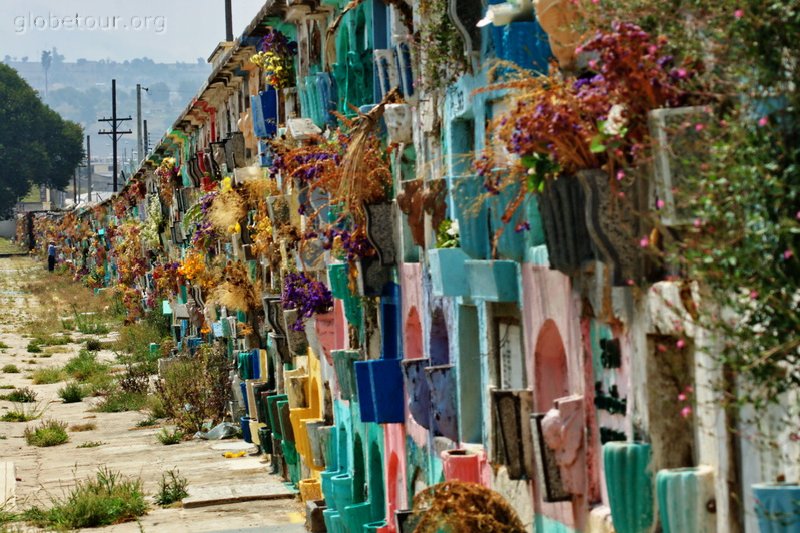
[140,194,163,249]
[207,177,246,235]
[281,272,334,331]
[155,157,179,205]
[476,22,699,209]
[114,220,147,284]
[250,29,298,90]
[210,260,260,312]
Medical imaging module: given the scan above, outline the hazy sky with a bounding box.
[1,0,268,63]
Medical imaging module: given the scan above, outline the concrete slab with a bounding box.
[209,441,258,452]
[0,461,15,508]
[183,482,298,509]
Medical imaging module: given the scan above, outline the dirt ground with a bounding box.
[0,256,305,532]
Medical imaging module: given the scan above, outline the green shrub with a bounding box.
[155,344,231,433]
[154,469,188,506]
[24,419,69,447]
[2,387,38,403]
[85,339,103,352]
[58,382,86,403]
[114,314,170,371]
[0,402,44,422]
[2,364,20,373]
[70,305,110,335]
[156,427,183,445]
[22,467,147,529]
[25,341,42,353]
[92,390,148,413]
[64,350,109,382]
[0,341,9,349]
[31,367,67,384]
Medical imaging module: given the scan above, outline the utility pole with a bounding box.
[73,167,78,204]
[98,79,132,192]
[86,136,92,202]
[143,120,149,155]
[136,84,148,165]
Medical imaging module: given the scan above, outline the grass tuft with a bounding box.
[156,427,183,445]
[69,422,97,432]
[92,391,149,413]
[58,382,86,403]
[31,367,67,385]
[24,419,69,447]
[22,467,147,529]
[2,364,20,374]
[64,350,109,382]
[1,387,38,403]
[0,402,44,422]
[154,469,189,506]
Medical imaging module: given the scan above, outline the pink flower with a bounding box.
[693,218,702,227]
[616,170,625,181]
[796,210,800,220]
[676,339,686,349]
[685,386,693,393]
[676,68,688,79]
[626,279,635,286]
[588,59,598,68]
[678,393,687,401]
[734,8,744,19]
[657,343,667,352]
[656,199,666,209]
[680,406,692,418]
[639,236,650,248]
[758,116,768,127]
[695,123,705,132]
[750,290,759,299]
[784,249,794,259]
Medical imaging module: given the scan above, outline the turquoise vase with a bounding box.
[603,442,654,533]
[656,465,716,533]
[753,482,800,533]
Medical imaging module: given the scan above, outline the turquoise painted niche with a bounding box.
[464,260,519,302]
[450,175,490,259]
[428,248,471,298]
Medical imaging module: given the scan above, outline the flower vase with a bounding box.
[656,465,716,533]
[364,202,397,265]
[282,308,309,356]
[578,169,650,286]
[603,441,654,533]
[753,482,800,533]
[538,176,595,275]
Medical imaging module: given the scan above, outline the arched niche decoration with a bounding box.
[404,306,423,360]
[429,307,450,366]
[534,319,569,412]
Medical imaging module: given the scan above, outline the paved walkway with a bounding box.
[0,256,305,532]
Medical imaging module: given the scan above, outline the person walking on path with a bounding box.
[47,241,57,272]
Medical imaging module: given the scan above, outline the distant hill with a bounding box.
[2,56,210,160]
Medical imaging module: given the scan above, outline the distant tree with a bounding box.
[21,56,28,63]
[51,47,65,65]
[2,55,10,64]
[197,57,205,65]
[0,64,84,216]
[148,81,170,106]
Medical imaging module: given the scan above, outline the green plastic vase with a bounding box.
[656,465,716,533]
[603,441,654,533]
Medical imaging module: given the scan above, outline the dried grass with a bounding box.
[208,188,246,233]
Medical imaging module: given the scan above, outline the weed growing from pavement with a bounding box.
[156,427,183,445]
[69,422,96,432]
[31,367,67,384]
[1,402,45,422]
[155,469,189,506]
[1,387,38,403]
[58,382,86,403]
[24,419,69,447]
[22,467,148,529]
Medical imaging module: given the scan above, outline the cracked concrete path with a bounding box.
[0,256,305,532]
